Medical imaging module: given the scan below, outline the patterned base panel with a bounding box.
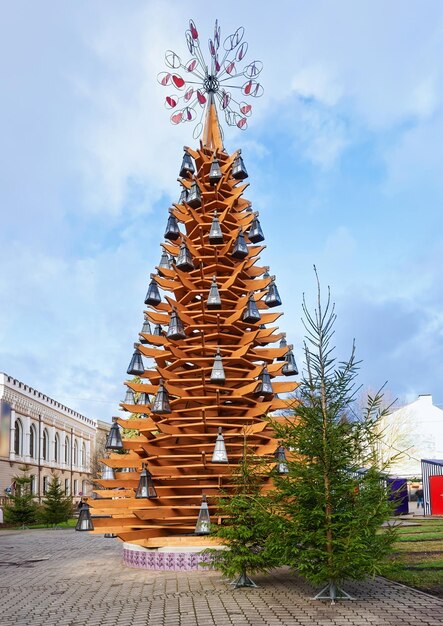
[123,547,215,571]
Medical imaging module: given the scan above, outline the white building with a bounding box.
[380,394,443,478]
[0,372,99,500]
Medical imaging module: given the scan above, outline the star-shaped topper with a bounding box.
[157,19,264,139]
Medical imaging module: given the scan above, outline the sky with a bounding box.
[1,1,443,421]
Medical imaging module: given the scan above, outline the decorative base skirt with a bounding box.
[123,542,223,571]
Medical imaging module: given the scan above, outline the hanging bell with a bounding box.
[123,388,136,405]
[187,181,201,208]
[101,464,115,480]
[75,502,94,531]
[195,494,211,535]
[210,348,225,384]
[277,334,288,361]
[151,379,172,414]
[178,187,188,204]
[166,308,186,340]
[135,463,158,499]
[139,317,152,344]
[153,323,163,336]
[127,346,144,376]
[144,277,162,306]
[265,277,282,308]
[176,242,195,272]
[242,294,261,324]
[248,214,265,243]
[274,445,289,474]
[231,229,248,259]
[208,211,224,244]
[263,267,270,279]
[164,211,181,241]
[282,346,299,376]
[138,391,151,406]
[254,364,273,396]
[106,418,123,450]
[207,276,221,309]
[179,152,195,178]
[232,151,248,180]
[212,427,228,463]
[209,157,222,185]
[121,466,137,473]
[158,250,172,272]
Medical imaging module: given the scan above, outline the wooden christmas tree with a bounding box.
[90,20,298,548]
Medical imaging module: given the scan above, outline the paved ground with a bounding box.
[0,529,442,626]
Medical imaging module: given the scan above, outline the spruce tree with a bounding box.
[206,433,280,587]
[40,474,72,526]
[269,271,397,601]
[3,465,38,527]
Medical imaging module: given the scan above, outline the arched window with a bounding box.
[43,476,49,494]
[42,429,49,461]
[73,479,78,495]
[81,442,86,468]
[54,433,60,462]
[14,419,23,455]
[29,424,37,459]
[82,479,88,496]
[30,475,36,495]
[73,440,78,466]
[64,436,70,464]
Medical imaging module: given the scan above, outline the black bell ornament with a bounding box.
[127,346,144,376]
[164,210,181,241]
[106,417,123,450]
[123,388,136,405]
[135,463,158,499]
[282,346,299,376]
[265,276,282,308]
[254,364,273,396]
[232,151,248,180]
[231,229,248,259]
[195,494,211,535]
[210,347,225,384]
[209,157,222,185]
[208,211,224,244]
[242,294,261,324]
[277,334,288,361]
[212,427,228,463]
[153,323,163,336]
[207,276,221,309]
[101,464,115,480]
[187,181,201,208]
[151,379,172,414]
[139,318,152,344]
[248,214,265,243]
[176,242,195,272]
[144,276,162,306]
[166,308,186,340]
[159,250,172,271]
[138,391,151,406]
[179,152,195,178]
[179,187,188,204]
[263,267,270,279]
[75,502,94,531]
[274,445,289,474]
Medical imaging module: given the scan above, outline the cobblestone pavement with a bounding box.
[0,529,442,626]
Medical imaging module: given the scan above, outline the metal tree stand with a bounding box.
[313,580,355,604]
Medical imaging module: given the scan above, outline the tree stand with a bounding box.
[230,568,258,588]
[313,581,355,604]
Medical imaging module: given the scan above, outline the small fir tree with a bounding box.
[3,465,38,527]
[206,433,280,587]
[39,474,72,526]
[269,271,397,601]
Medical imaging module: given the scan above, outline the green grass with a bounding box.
[0,518,77,530]
[383,519,443,597]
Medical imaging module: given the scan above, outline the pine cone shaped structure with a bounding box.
[92,104,298,546]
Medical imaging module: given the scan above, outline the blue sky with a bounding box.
[1,1,443,420]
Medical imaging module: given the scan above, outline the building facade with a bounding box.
[0,372,100,500]
[380,394,443,478]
